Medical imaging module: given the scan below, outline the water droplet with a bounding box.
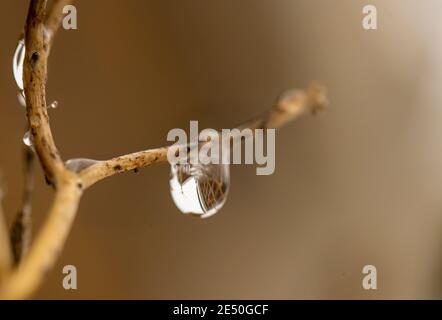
[13,39,25,91]
[22,130,34,149]
[48,101,58,109]
[169,162,230,219]
[18,91,26,107]
[65,158,100,173]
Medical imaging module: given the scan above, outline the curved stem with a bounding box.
[10,146,35,265]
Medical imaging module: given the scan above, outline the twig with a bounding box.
[0,0,70,276]
[0,175,81,299]
[10,146,35,264]
[80,148,169,189]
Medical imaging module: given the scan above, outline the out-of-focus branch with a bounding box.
[10,147,35,265]
[237,83,327,130]
[0,176,81,299]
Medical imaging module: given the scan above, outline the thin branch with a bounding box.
[10,146,35,265]
[79,83,327,189]
[0,0,81,300]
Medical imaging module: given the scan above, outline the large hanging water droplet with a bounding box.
[22,130,34,148]
[169,162,230,219]
[13,39,25,91]
[65,158,100,173]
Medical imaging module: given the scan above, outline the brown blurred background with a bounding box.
[1,0,442,299]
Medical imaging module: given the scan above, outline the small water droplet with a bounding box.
[169,162,230,219]
[65,158,100,173]
[48,101,58,109]
[22,131,34,149]
[13,39,25,91]
[18,91,26,107]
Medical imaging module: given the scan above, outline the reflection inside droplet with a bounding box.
[169,162,230,219]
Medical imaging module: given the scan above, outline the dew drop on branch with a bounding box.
[65,158,100,173]
[169,162,230,219]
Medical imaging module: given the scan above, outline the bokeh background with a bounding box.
[1,0,442,299]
